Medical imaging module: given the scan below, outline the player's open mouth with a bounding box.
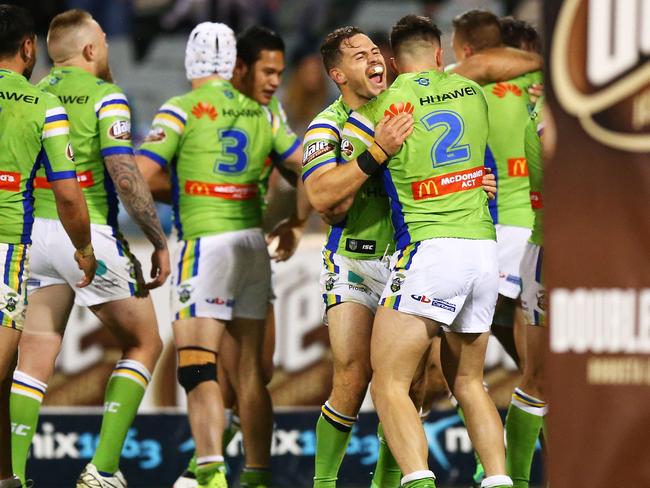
[367,64,384,86]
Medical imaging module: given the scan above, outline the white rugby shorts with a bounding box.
[495,224,532,299]
[27,218,137,307]
[172,228,271,322]
[320,250,390,314]
[380,238,499,333]
[520,243,545,326]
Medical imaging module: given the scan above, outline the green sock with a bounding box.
[454,404,484,485]
[505,388,546,488]
[10,370,47,483]
[196,457,226,485]
[91,359,151,474]
[241,467,271,487]
[371,423,401,488]
[314,402,356,487]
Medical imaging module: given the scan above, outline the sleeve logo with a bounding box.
[143,126,167,143]
[108,119,131,141]
[66,143,75,161]
[191,102,218,120]
[341,138,354,157]
[384,102,414,118]
[303,141,334,165]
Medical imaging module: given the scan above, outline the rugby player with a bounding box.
[504,98,546,488]
[7,9,169,488]
[451,10,543,369]
[499,17,541,54]
[303,22,541,488]
[136,22,303,488]
[170,25,308,488]
[0,5,95,487]
[311,15,512,488]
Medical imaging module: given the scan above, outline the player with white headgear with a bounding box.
[137,21,303,488]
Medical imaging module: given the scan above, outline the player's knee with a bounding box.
[334,361,372,395]
[177,346,217,393]
[149,335,164,360]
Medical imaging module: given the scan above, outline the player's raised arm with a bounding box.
[451,47,542,85]
[303,112,413,213]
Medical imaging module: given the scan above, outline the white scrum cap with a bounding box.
[185,22,236,80]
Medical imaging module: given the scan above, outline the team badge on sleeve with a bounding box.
[303,141,334,165]
[143,126,167,143]
[108,119,131,141]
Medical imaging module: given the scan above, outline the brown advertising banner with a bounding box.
[545,0,650,487]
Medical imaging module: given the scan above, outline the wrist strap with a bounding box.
[367,141,388,164]
[357,151,381,176]
[75,242,94,258]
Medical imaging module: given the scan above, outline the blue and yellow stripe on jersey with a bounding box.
[512,387,547,416]
[320,401,356,432]
[0,243,27,330]
[303,120,341,145]
[95,93,130,120]
[322,250,340,273]
[342,111,375,148]
[175,238,201,320]
[42,107,70,139]
[154,103,187,134]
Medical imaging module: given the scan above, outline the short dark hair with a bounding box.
[0,4,35,59]
[452,9,502,51]
[390,15,442,55]
[237,25,285,66]
[320,26,365,72]
[500,16,540,53]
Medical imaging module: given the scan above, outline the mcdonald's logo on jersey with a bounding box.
[508,158,529,177]
[411,166,484,200]
[413,179,439,199]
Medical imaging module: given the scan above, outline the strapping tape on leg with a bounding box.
[177,346,217,393]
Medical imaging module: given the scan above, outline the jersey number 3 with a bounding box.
[215,128,248,173]
[422,110,470,167]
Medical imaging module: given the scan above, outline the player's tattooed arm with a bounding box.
[452,47,543,85]
[105,154,167,250]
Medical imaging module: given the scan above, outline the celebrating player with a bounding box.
[504,97,547,488]
[170,25,308,488]
[451,10,543,369]
[0,5,95,487]
[8,9,169,488]
[137,22,304,488]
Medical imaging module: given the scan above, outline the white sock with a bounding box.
[481,474,513,487]
[196,455,225,466]
[401,470,436,485]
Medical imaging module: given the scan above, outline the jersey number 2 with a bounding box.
[215,128,248,173]
[421,110,470,167]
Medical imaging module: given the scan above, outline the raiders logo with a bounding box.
[108,119,131,141]
[341,138,354,157]
[551,0,650,151]
[144,126,167,143]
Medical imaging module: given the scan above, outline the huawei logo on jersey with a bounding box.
[491,82,522,98]
[551,0,650,152]
[192,102,217,120]
[384,102,414,118]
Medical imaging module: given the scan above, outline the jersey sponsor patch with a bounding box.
[492,82,522,98]
[108,119,131,141]
[191,101,218,120]
[34,170,94,189]
[411,166,484,200]
[184,180,258,200]
[303,141,334,165]
[66,143,74,161]
[384,101,414,118]
[340,138,353,157]
[345,238,376,255]
[143,126,167,143]
[530,191,543,209]
[0,171,20,191]
[507,157,528,177]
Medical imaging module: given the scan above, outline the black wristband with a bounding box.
[357,151,381,176]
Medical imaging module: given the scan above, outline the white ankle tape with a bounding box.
[481,474,513,487]
[401,470,436,485]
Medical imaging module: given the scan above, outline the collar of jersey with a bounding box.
[51,65,91,78]
[0,68,25,80]
[203,78,233,90]
[336,95,350,114]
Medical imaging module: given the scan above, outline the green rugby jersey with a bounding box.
[35,66,134,227]
[342,70,495,250]
[302,97,393,260]
[138,82,300,240]
[0,68,76,244]
[525,98,544,246]
[483,70,543,228]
